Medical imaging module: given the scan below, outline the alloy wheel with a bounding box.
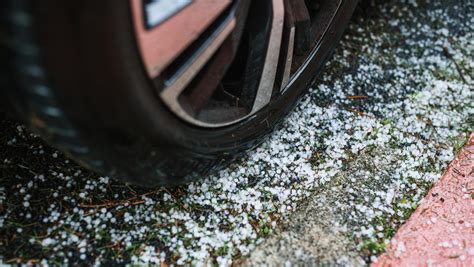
[131,0,343,127]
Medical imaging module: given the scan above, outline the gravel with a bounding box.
[0,0,473,265]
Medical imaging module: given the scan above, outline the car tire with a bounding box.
[1,0,358,186]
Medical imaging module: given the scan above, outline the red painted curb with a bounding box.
[373,132,474,267]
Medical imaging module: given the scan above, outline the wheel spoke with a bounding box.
[183,0,252,113]
[131,0,232,77]
[290,0,311,58]
[159,18,236,120]
[280,0,312,91]
[250,0,285,113]
[280,0,296,91]
[185,37,235,112]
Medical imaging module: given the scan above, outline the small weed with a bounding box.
[449,134,468,155]
[361,238,386,255]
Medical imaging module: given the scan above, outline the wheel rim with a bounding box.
[131,0,343,128]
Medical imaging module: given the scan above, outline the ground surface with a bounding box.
[1,0,473,266]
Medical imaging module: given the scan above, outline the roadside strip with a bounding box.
[374,132,474,266]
